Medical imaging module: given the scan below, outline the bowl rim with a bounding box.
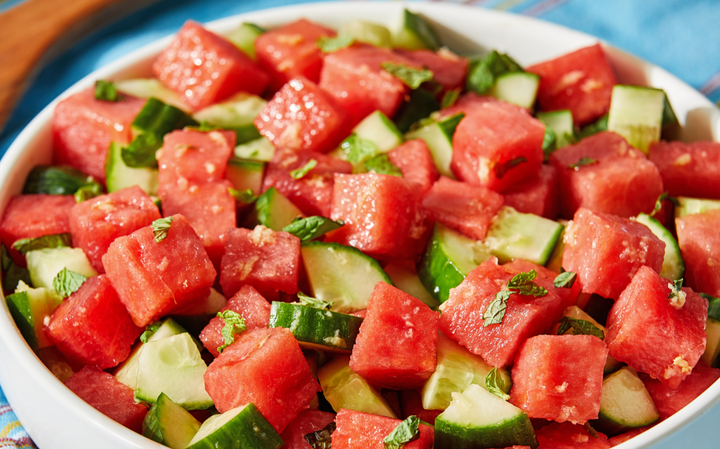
[0,2,719,448]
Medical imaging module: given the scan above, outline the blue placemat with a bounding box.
[1,0,719,447]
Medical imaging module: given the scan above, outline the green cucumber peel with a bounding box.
[12,234,71,255]
[228,188,257,204]
[23,166,102,196]
[401,9,439,50]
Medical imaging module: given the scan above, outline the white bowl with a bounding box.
[1,2,719,448]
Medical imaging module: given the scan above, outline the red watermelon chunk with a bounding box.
[254,76,351,154]
[200,285,270,358]
[319,45,418,126]
[52,88,144,181]
[387,139,440,194]
[64,366,147,433]
[450,96,545,192]
[398,389,442,425]
[510,334,608,424]
[641,360,720,420]
[649,140,720,199]
[561,208,665,300]
[605,265,708,390]
[204,327,321,432]
[526,43,617,126]
[45,275,143,369]
[676,209,720,297]
[254,18,336,93]
[422,176,503,240]
[534,422,611,448]
[152,20,269,110]
[349,282,439,389]
[394,48,469,93]
[331,409,434,449]
[219,225,301,300]
[606,427,651,447]
[438,258,565,367]
[69,186,161,273]
[549,132,663,219]
[102,214,216,327]
[279,409,336,449]
[326,173,427,260]
[0,194,75,266]
[503,164,559,219]
[262,148,352,217]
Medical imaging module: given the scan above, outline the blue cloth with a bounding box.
[1,0,720,447]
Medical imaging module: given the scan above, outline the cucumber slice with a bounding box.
[674,196,720,218]
[225,23,265,60]
[5,283,61,350]
[172,288,228,317]
[106,141,159,195]
[422,332,510,410]
[269,302,364,353]
[384,263,439,309]
[235,137,275,162]
[406,112,464,178]
[394,89,440,134]
[595,367,659,436]
[143,392,202,449]
[489,72,540,109]
[302,241,392,313]
[418,223,492,304]
[607,85,665,154]
[636,213,684,280]
[192,93,267,130]
[701,294,720,366]
[226,158,265,195]
[392,9,439,50]
[25,247,97,291]
[317,355,397,418]
[484,206,564,266]
[186,403,283,449]
[537,110,575,152]
[245,187,303,231]
[544,219,568,273]
[23,166,102,196]
[136,333,213,410]
[114,78,189,112]
[466,51,523,95]
[354,110,404,153]
[338,20,392,48]
[435,384,538,449]
[578,114,609,140]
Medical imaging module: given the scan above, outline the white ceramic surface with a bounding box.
[1,2,719,448]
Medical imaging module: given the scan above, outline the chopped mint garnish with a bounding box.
[228,188,258,204]
[383,415,420,449]
[441,88,460,109]
[296,292,333,310]
[217,310,247,353]
[553,271,577,289]
[466,51,523,95]
[12,233,72,255]
[577,114,609,140]
[365,154,403,177]
[493,156,527,179]
[94,80,122,102]
[652,192,678,216]
[542,125,557,156]
[186,120,222,132]
[668,278,686,309]
[122,133,161,168]
[483,270,548,326]
[53,268,88,299]
[152,217,174,243]
[380,62,434,90]
[317,35,355,53]
[340,134,379,164]
[74,184,103,203]
[485,367,510,400]
[557,316,604,339]
[140,321,163,344]
[304,422,336,449]
[283,216,344,242]
[290,159,318,180]
[568,157,598,170]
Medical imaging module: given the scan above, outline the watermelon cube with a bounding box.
[200,285,271,358]
[45,275,143,369]
[605,265,708,390]
[152,20,269,110]
[279,409,336,449]
[549,131,663,219]
[387,139,440,194]
[204,327,321,432]
[439,258,565,367]
[641,360,720,420]
[398,390,442,425]
[102,214,216,327]
[422,176,504,240]
[395,48,469,93]
[450,96,546,192]
[526,43,617,126]
[510,334,608,424]
[319,46,418,126]
[503,164,559,219]
[331,409,434,449]
[326,173,428,260]
[349,282,439,389]
[534,422,611,448]
[64,366,147,433]
[649,140,720,199]
[262,148,352,217]
[0,194,75,266]
[254,18,336,93]
[219,225,301,300]
[562,208,665,300]
[607,427,650,447]
[52,87,145,181]
[69,186,161,273]
[676,209,720,297]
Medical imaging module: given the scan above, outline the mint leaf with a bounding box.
[668,278,687,309]
[484,270,547,326]
[568,157,598,170]
[553,271,577,289]
[317,35,355,53]
[304,422,335,449]
[74,184,103,203]
[493,156,527,179]
[94,80,122,102]
[365,154,403,177]
[542,125,557,156]
[466,51,523,95]
[122,133,161,168]
[483,290,512,327]
[283,216,344,242]
[140,321,163,344]
[296,292,333,310]
[340,134,379,164]
[441,88,460,109]
[383,415,420,449]
[152,217,173,243]
[228,188,257,204]
[381,62,434,90]
[217,310,247,353]
[485,367,510,400]
[12,233,72,255]
[53,268,87,299]
[290,159,318,180]
[652,192,679,216]
[557,316,604,339]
